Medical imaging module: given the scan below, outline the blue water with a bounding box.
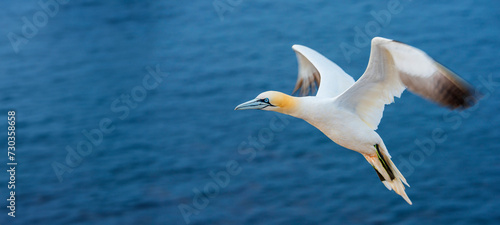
[0,0,499,224]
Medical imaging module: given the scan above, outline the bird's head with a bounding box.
[234,91,297,113]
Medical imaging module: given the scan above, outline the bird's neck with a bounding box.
[274,95,306,119]
[277,96,327,125]
[269,93,294,114]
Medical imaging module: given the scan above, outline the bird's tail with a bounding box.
[363,144,412,205]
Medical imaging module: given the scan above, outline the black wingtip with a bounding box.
[458,90,482,110]
[444,79,482,110]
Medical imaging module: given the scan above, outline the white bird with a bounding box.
[235,37,479,204]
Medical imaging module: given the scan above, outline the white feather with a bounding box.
[335,37,476,130]
[292,45,355,98]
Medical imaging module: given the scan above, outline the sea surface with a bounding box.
[0,1,499,224]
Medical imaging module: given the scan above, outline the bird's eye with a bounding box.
[264,98,269,103]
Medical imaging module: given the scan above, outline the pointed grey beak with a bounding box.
[234,99,268,110]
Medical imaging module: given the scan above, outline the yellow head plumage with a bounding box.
[256,91,297,111]
[235,91,297,114]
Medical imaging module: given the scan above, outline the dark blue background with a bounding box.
[0,0,499,224]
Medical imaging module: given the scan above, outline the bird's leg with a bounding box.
[371,165,386,181]
[374,144,395,180]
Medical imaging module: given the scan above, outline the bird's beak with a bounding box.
[234,99,268,110]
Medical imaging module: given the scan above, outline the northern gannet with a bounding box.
[235,37,479,204]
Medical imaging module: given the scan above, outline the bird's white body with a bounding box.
[235,37,478,205]
[291,97,381,155]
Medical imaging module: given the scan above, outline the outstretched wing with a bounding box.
[335,37,480,130]
[292,45,355,98]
